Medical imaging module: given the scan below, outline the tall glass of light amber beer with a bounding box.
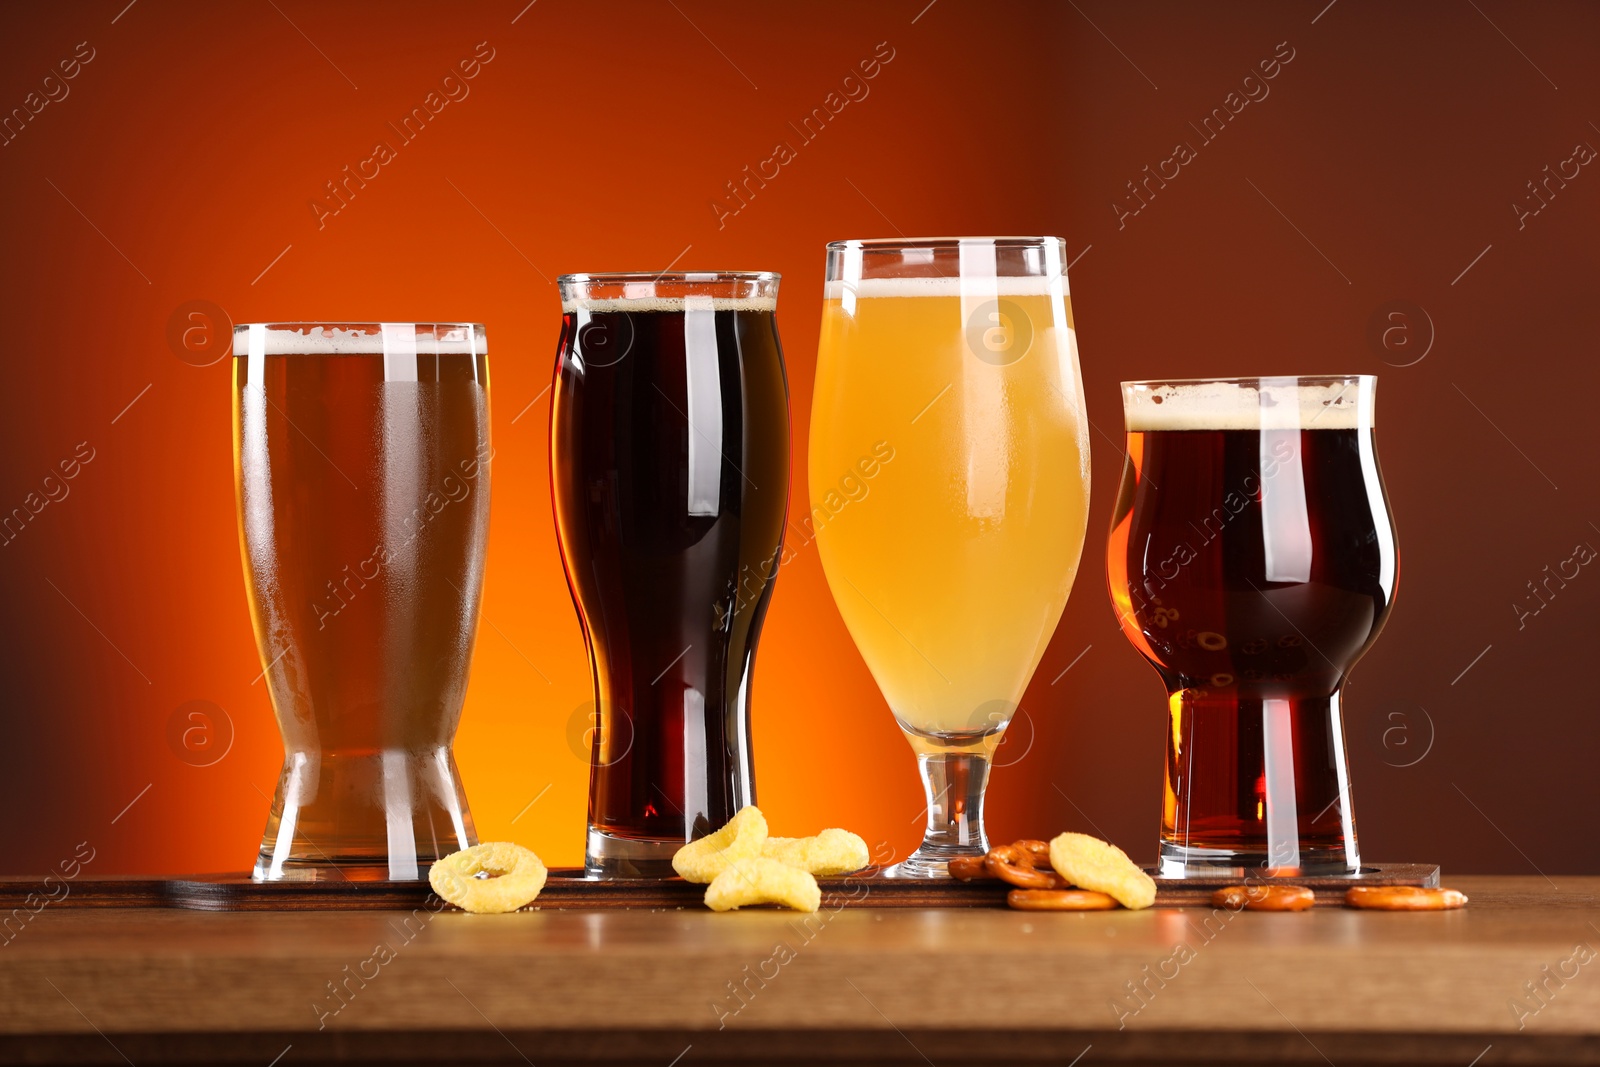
[234,323,491,881]
[551,273,790,877]
[1108,377,1397,876]
[811,238,1091,877]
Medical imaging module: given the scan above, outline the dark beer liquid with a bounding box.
[551,304,789,869]
[1108,427,1396,871]
[235,349,490,879]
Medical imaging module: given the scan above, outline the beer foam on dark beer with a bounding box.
[1124,382,1365,431]
[234,326,483,355]
[823,277,1064,300]
[560,295,777,314]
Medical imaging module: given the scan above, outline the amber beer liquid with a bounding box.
[1108,378,1397,875]
[234,323,491,881]
[550,274,789,876]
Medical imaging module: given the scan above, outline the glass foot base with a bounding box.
[250,857,441,883]
[252,748,476,883]
[880,846,987,880]
[883,851,966,876]
[1158,841,1359,878]
[585,828,684,878]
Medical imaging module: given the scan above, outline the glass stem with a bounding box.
[899,750,992,876]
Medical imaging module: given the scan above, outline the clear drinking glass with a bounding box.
[550,273,790,877]
[1107,376,1397,876]
[810,238,1091,877]
[234,322,491,881]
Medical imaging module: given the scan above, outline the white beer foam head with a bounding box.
[233,324,485,355]
[1123,379,1372,431]
[823,276,1064,300]
[560,294,776,313]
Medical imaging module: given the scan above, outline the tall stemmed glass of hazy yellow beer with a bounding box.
[810,238,1090,877]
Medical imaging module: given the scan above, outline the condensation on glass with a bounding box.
[234,322,490,881]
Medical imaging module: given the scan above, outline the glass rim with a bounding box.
[1120,375,1375,430]
[557,271,778,286]
[1121,374,1375,388]
[231,322,486,357]
[825,236,1064,252]
[232,321,485,331]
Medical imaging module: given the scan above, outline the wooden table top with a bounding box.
[0,875,1595,1066]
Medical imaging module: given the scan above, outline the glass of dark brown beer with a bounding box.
[551,272,789,877]
[1108,376,1397,876]
[234,322,491,881]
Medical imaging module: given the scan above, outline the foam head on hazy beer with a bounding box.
[822,275,1066,300]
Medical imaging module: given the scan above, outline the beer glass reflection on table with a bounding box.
[810,238,1091,878]
[1107,376,1397,877]
[234,323,491,881]
[550,272,790,877]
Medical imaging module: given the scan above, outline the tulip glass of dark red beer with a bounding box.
[551,272,789,877]
[1108,376,1397,876]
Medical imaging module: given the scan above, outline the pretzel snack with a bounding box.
[1212,884,1315,911]
[1007,888,1119,911]
[1346,886,1468,911]
[986,844,1069,890]
[947,856,995,881]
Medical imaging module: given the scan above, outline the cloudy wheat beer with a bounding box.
[1107,377,1397,875]
[551,273,789,876]
[235,323,490,881]
[810,238,1091,877]
[813,280,1090,738]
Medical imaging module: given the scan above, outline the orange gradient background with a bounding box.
[0,1,1595,876]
